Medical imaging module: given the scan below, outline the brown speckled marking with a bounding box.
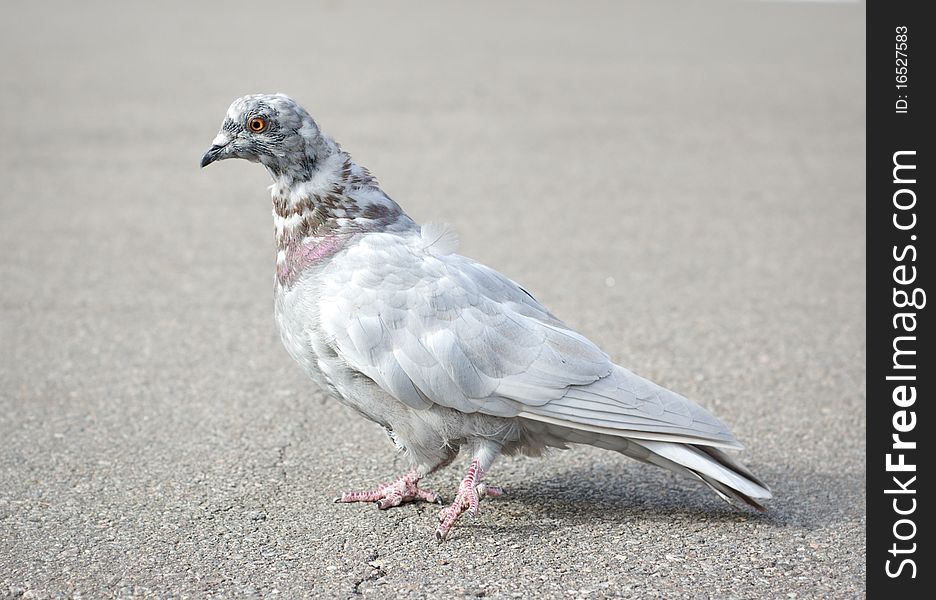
[271,152,398,256]
[273,154,369,249]
[363,203,392,221]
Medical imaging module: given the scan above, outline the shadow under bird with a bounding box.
[201,94,771,541]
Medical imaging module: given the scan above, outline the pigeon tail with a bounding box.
[634,440,772,510]
[522,419,770,510]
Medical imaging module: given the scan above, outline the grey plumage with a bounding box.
[202,94,770,538]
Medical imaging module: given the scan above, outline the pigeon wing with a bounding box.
[320,232,739,448]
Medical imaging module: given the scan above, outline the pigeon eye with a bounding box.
[247,117,267,133]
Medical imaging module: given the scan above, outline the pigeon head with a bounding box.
[200,94,336,182]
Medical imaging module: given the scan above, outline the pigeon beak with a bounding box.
[201,146,223,169]
[200,133,232,168]
[200,144,225,168]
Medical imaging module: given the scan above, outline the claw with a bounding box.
[477,483,504,498]
[336,469,439,510]
[434,457,504,541]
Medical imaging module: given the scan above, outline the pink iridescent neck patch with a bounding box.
[276,234,350,288]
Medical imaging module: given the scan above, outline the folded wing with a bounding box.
[320,233,740,449]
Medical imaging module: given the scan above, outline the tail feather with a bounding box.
[636,440,771,510]
[522,419,771,510]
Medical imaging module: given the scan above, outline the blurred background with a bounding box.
[1,1,864,597]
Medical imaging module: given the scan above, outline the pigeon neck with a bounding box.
[270,152,414,252]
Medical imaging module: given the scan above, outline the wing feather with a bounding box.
[320,232,739,447]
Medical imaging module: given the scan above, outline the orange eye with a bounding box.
[247,117,267,133]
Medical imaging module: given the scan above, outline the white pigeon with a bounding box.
[201,94,771,541]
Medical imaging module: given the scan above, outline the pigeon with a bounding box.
[201,94,771,541]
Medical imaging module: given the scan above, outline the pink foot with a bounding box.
[335,469,440,510]
[435,459,504,542]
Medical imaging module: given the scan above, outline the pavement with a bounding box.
[0,1,865,598]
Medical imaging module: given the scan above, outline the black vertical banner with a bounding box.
[867,1,932,596]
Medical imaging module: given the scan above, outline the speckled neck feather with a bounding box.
[271,151,415,287]
[273,154,372,246]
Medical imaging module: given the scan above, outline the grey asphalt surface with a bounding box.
[1,1,865,598]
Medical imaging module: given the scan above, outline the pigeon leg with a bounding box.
[435,457,504,542]
[335,468,440,509]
